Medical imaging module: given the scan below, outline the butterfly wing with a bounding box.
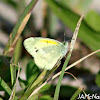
[24,37,67,70]
[33,45,64,70]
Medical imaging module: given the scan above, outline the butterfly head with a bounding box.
[63,42,68,48]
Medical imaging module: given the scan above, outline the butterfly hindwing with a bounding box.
[33,45,63,70]
[24,37,68,70]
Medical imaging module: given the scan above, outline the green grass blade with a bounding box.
[29,70,47,90]
[3,0,39,56]
[13,37,22,64]
[95,70,100,87]
[0,77,12,96]
[9,64,20,100]
[10,38,22,85]
[20,70,47,100]
[53,15,83,100]
[0,97,3,100]
[10,64,16,86]
[54,53,71,100]
[70,88,82,100]
[0,77,18,99]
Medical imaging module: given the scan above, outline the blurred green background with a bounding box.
[0,0,100,99]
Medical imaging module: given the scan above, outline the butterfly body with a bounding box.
[24,37,68,70]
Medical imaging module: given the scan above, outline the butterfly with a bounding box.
[24,37,68,70]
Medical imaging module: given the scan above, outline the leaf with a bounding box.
[0,56,11,67]
[3,0,17,8]
[39,95,53,100]
[0,56,11,84]
[46,0,100,56]
[26,60,40,85]
[19,78,27,90]
[85,10,100,32]
[95,70,100,87]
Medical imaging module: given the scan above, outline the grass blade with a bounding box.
[70,88,82,100]
[9,64,20,100]
[0,77,12,96]
[3,0,39,56]
[53,15,84,100]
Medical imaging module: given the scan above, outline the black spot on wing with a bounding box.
[34,47,39,52]
[36,50,39,52]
